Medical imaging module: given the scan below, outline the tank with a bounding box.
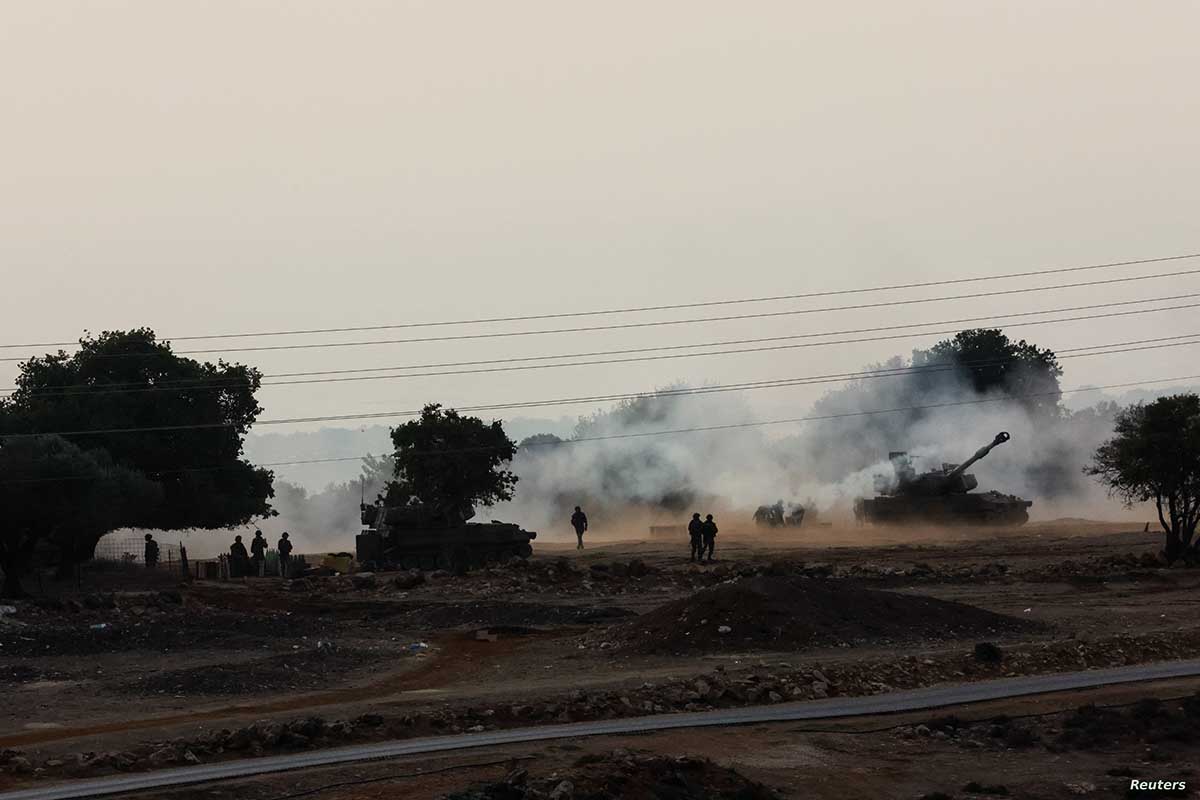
[355,501,536,571]
[856,431,1033,526]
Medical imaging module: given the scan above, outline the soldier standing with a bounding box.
[229,535,249,578]
[277,531,294,577]
[250,530,267,577]
[687,513,703,562]
[570,506,588,550]
[700,514,718,563]
[143,533,160,569]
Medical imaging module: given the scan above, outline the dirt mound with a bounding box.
[616,576,1035,654]
[446,750,778,800]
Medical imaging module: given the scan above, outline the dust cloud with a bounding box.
[486,352,1145,541]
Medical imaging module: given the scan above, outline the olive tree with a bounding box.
[387,404,517,521]
[1087,394,1200,564]
[0,435,159,597]
[2,329,274,538]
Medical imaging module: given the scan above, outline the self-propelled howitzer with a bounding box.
[856,431,1033,525]
[356,500,536,571]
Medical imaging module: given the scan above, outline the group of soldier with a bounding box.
[141,530,295,577]
[570,506,719,563]
[687,513,719,563]
[228,530,295,578]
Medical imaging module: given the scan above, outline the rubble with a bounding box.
[895,693,1200,756]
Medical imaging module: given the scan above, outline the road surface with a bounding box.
[5,658,1200,800]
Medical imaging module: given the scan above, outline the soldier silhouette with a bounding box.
[570,506,588,550]
[229,535,249,578]
[687,513,703,562]
[143,533,159,569]
[700,514,718,563]
[277,531,294,577]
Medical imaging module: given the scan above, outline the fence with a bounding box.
[93,532,185,568]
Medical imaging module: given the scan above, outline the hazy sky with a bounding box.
[4,1,1199,473]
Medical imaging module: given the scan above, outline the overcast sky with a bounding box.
[4,1,1199,476]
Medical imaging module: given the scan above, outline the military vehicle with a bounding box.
[356,501,536,571]
[856,431,1032,526]
[753,500,807,528]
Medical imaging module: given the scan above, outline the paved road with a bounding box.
[5,659,1200,800]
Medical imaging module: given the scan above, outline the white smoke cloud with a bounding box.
[485,354,1147,539]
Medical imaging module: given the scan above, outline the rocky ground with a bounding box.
[445,750,781,800]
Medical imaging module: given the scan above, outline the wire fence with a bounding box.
[93,531,184,566]
[91,532,300,580]
[0,531,315,599]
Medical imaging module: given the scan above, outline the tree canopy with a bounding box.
[516,433,565,450]
[1,329,273,530]
[1087,394,1200,563]
[914,328,1062,414]
[0,435,159,597]
[387,404,517,519]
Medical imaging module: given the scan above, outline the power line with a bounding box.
[258,297,1200,387]
[5,373,1198,484]
[4,251,1197,350]
[3,337,1197,440]
[3,268,1197,363]
[201,338,1200,427]
[5,292,1199,397]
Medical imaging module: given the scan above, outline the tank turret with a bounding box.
[858,431,1032,525]
[887,431,1011,497]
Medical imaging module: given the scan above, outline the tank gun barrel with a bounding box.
[947,431,1011,479]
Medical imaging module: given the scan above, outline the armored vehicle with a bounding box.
[753,500,807,528]
[356,501,536,571]
[856,431,1032,526]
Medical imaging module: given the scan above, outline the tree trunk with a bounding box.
[1164,530,1183,564]
[1158,494,1182,564]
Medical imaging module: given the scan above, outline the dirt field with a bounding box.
[2,519,1199,798]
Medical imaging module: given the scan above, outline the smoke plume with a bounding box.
[486,347,1143,539]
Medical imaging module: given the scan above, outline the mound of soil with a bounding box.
[115,647,384,696]
[616,576,1036,654]
[447,750,778,800]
